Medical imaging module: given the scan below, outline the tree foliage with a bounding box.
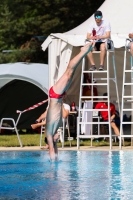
[0,0,105,63]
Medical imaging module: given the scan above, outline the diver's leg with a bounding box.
[47,134,56,161]
[53,42,95,94]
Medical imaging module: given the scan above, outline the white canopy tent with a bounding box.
[0,62,49,128]
[41,0,133,108]
[0,62,49,93]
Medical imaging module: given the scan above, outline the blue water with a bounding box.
[0,151,133,200]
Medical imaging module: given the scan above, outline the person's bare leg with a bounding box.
[45,100,62,161]
[111,122,120,136]
[31,123,42,129]
[53,42,95,94]
[130,42,133,58]
[35,110,47,123]
[87,51,95,65]
[31,120,46,129]
[100,43,106,66]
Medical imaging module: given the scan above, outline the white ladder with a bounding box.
[40,122,45,147]
[120,38,133,147]
[77,40,120,149]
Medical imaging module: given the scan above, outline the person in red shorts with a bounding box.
[95,92,120,138]
[46,42,95,161]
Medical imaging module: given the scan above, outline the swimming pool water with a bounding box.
[0,150,133,200]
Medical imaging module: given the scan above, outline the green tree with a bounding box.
[0,0,105,63]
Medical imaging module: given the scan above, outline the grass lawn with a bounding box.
[0,133,131,147]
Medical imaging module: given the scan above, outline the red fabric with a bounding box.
[49,86,66,99]
[95,102,115,120]
[82,74,98,99]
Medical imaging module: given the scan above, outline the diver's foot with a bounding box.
[81,42,95,54]
[53,133,60,142]
[40,144,49,149]
[31,124,39,129]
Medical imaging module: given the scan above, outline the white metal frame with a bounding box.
[120,38,133,147]
[0,113,23,147]
[61,116,71,148]
[40,121,45,147]
[0,111,46,148]
[77,39,120,149]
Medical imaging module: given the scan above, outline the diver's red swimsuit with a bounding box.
[49,86,66,99]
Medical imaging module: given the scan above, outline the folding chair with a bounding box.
[0,112,23,147]
[60,116,71,148]
[40,120,45,147]
[0,99,48,148]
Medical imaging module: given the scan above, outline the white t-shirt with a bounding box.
[87,20,111,42]
[130,27,133,33]
[63,103,70,112]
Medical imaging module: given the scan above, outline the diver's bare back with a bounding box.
[46,98,62,136]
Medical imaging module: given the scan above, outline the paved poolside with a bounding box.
[0,145,133,151]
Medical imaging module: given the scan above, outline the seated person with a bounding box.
[128,27,133,57]
[114,110,120,127]
[86,10,111,71]
[95,93,120,140]
[31,102,70,149]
